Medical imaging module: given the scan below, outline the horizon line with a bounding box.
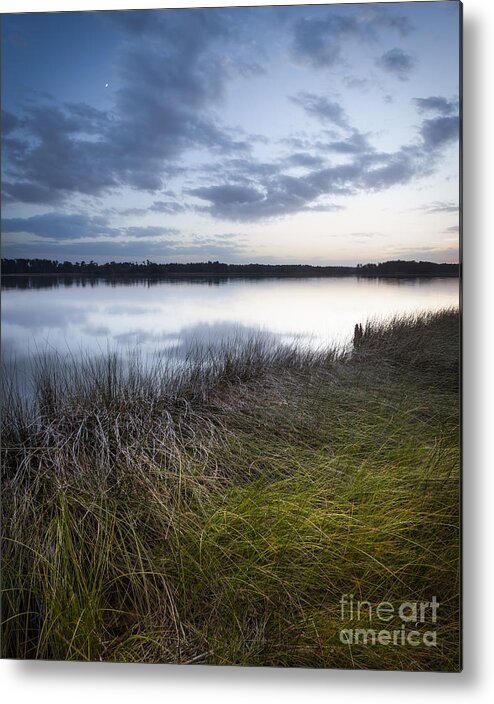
[1,257,461,268]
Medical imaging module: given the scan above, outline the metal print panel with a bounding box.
[1,1,462,671]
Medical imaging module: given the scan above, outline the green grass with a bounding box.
[1,309,460,670]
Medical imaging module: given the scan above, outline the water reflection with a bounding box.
[2,276,459,364]
[2,301,88,329]
[113,321,284,359]
[1,275,236,290]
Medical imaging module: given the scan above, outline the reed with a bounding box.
[1,309,460,670]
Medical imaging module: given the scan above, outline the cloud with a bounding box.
[187,122,454,223]
[1,7,458,237]
[1,240,169,259]
[346,231,383,239]
[361,145,429,190]
[2,9,248,206]
[326,130,372,155]
[150,200,188,214]
[292,15,352,68]
[2,181,62,205]
[182,78,459,223]
[376,48,415,81]
[286,153,325,168]
[2,104,119,204]
[123,226,180,239]
[1,110,23,135]
[2,236,247,262]
[109,7,229,45]
[289,96,374,156]
[303,203,345,213]
[291,6,413,69]
[188,161,358,221]
[189,184,265,207]
[414,96,459,115]
[2,213,114,239]
[291,93,349,129]
[343,76,369,90]
[200,157,279,182]
[117,199,188,217]
[2,209,248,260]
[1,212,178,241]
[383,244,459,262]
[423,200,459,214]
[420,115,459,150]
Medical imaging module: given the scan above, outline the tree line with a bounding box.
[1,258,460,278]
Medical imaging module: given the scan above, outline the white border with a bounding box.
[2,0,494,701]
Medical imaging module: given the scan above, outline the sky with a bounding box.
[1,1,461,265]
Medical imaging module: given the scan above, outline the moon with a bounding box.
[105,83,109,88]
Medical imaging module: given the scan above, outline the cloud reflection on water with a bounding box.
[2,276,459,366]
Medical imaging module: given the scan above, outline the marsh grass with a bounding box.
[1,309,460,669]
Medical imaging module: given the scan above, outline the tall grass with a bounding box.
[1,309,460,669]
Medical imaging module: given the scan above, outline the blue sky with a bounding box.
[1,2,460,264]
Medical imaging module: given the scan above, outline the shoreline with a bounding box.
[1,271,460,280]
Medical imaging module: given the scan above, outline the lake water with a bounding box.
[2,275,459,362]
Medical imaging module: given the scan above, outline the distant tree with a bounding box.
[1,258,460,279]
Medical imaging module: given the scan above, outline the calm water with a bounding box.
[1,276,459,362]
